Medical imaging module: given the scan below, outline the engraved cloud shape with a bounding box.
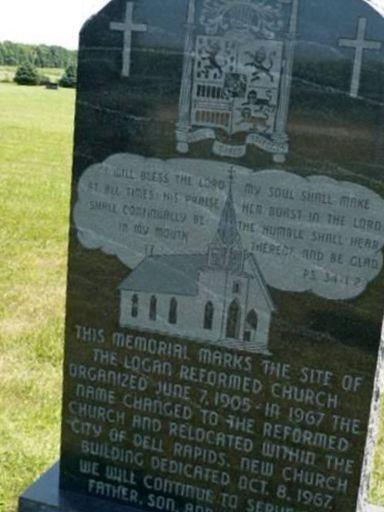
[74,154,384,301]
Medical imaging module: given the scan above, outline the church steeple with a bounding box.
[214,169,242,248]
[208,169,245,272]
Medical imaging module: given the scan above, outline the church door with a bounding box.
[244,310,258,342]
[226,300,241,339]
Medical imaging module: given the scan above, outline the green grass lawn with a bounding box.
[0,83,74,511]
[0,81,384,511]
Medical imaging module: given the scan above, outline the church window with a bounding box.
[204,302,214,330]
[131,294,139,318]
[211,250,221,266]
[229,251,242,271]
[169,298,178,325]
[149,296,157,321]
[233,282,241,294]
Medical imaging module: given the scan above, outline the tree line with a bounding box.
[0,41,76,68]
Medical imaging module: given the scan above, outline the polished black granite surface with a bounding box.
[19,463,384,511]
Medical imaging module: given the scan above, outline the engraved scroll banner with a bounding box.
[74,154,384,300]
[183,130,288,158]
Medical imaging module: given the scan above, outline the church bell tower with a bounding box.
[208,170,246,273]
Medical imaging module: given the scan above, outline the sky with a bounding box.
[0,0,110,50]
[0,0,384,50]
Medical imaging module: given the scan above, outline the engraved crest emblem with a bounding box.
[176,0,299,162]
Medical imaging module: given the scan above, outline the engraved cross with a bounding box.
[110,2,147,77]
[339,17,382,98]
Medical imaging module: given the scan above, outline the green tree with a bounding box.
[0,41,76,68]
[14,63,40,85]
[59,65,77,88]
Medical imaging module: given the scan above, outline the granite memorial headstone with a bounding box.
[19,0,384,511]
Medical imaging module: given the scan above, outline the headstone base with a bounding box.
[18,463,141,512]
[18,463,384,512]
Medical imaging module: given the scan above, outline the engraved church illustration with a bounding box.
[119,173,275,353]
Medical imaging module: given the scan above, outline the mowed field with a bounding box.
[1,82,384,511]
[0,83,74,511]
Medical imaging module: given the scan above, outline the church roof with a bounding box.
[119,253,208,296]
[119,251,275,312]
[247,253,276,313]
